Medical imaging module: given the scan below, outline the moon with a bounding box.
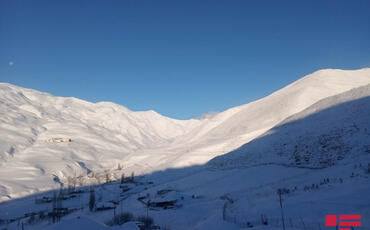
[9,61,14,66]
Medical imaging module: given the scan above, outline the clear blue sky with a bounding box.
[1,0,369,119]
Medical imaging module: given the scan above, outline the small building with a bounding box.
[95,201,115,211]
[35,196,52,204]
[149,200,177,209]
[48,138,72,143]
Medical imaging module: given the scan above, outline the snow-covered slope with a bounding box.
[0,84,201,201]
[153,68,370,167]
[208,84,370,169]
[0,68,370,201]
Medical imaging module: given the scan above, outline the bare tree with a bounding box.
[67,176,76,192]
[94,172,101,184]
[261,214,268,225]
[89,187,95,212]
[120,173,125,184]
[52,191,57,223]
[222,202,227,220]
[78,176,84,187]
[105,172,111,183]
[56,188,63,222]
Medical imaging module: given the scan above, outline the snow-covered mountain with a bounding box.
[164,68,370,167]
[208,84,370,169]
[0,68,370,202]
[0,83,201,201]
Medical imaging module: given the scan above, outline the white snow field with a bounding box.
[208,84,370,169]
[0,68,370,230]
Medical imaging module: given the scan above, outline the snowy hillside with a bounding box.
[0,83,200,201]
[161,68,370,167]
[208,84,370,169]
[0,68,370,202]
[0,68,370,230]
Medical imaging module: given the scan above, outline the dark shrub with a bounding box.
[137,215,154,229]
[105,212,134,226]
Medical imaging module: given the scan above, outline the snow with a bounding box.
[0,68,369,202]
[0,68,370,230]
[208,84,370,169]
[47,216,109,230]
[1,162,369,229]
[120,222,140,230]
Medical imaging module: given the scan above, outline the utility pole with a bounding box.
[277,189,286,230]
[146,199,151,219]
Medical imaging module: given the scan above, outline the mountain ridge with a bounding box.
[0,68,370,201]
[208,84,370,169]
